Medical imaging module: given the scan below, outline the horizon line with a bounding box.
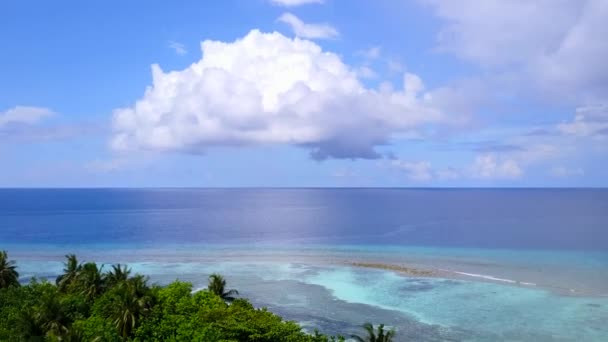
[0,186,606,190]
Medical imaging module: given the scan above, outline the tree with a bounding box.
[33,290,70,339]
[76,262,106,300]
[207,273,239,302]
[351,323,396,342]
[71,316,119,341]
[0,250,20,289]
[106,275,153,339]
[105,264,131,288]
[1,257,349,342]
[14,281,72,340]
[56,254,81,292]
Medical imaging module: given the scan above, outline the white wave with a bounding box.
[520,281,537,286]
[445,269,536,286]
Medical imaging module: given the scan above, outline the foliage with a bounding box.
[208,272,239,302]
[0,250,20,288]
[73,262,106,301]
[72,316,120,341]
[105,263,131,288]
[0,251,385,341]
[104,275,154,338]
[56,254,81,292]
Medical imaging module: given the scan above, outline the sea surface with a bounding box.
[1,188,608,341]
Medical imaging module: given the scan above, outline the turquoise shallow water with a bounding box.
[11,243,608,295]
[302,266,608,341]
[9,245,608,341]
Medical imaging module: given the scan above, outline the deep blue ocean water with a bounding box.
[2,188,608,341]
[1,188,607,248]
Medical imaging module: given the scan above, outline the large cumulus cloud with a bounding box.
[111,30,445,159]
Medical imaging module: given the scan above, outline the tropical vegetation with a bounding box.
[0,250,20,289]
[207,273,239,302]
[0,250,397,341]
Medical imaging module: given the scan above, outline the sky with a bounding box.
[1,0,607,187]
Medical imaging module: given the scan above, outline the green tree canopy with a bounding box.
[0,250,20,289]
[1,254,383,342]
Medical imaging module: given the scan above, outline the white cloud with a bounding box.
[467,143,559,180]
[388,159,463,182]
[168,41,187,55]
[111,30,446,160]
[471,154,523,179]
[354,47,381,79]
[557,104,608,137]
[278,13,339,39]
[269,0,323,7]
[467,140,562,180]
[424,0,608,104]
[435,167,461,181]
[386,111,595,182]
[389,155,522,182]
[391,160,433,182]
[0,107,101,144]
[426,0,579,66]
[388,143,559,182]
[0,106,53,127]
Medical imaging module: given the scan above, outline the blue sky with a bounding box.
[1,0,606,187]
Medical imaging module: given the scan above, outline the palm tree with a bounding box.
[207,273,239,302]
[127,274,151,299]
[0,250,20,288]
[351,323,396,342]
[105,263,131,288]
[109,275,153,339]
[56,254,81,292]
[76,262,106,300]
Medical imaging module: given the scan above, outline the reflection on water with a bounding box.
[2,188,608,249]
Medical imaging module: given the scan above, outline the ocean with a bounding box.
[1,188,607,341]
